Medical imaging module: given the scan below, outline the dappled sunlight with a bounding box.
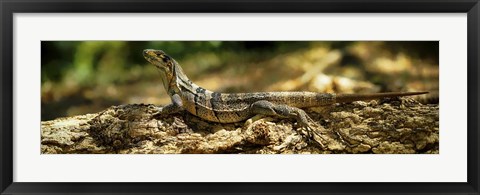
[41,41,438,120]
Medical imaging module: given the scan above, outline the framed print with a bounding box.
[1,0,479,194]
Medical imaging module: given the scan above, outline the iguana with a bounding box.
[143,49,427,145]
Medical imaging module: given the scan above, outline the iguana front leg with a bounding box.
[153,94,184,117]
[249,100,327,147]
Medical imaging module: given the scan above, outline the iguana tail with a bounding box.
[335,91,428,103]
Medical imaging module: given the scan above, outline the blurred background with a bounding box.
[41,41,439,121]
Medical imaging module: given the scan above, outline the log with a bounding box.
[41,98,439,154]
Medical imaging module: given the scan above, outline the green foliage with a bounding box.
[41,41,312,87]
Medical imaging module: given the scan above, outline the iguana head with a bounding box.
[143,49,190,95]
[143,49,175,72]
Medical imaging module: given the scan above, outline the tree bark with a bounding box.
[41,98,438,154]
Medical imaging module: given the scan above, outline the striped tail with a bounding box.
[335,91,428,103]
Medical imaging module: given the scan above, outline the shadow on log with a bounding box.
[41,98,439,154]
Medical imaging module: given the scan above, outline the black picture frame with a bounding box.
[1,0,479,194]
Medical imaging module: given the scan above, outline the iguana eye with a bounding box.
[162,55,171,63]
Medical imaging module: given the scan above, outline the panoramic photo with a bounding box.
[41,41,439,154]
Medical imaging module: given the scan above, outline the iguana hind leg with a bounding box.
[249,100,326,147]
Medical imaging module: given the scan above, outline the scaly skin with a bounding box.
[143,49,428,145]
